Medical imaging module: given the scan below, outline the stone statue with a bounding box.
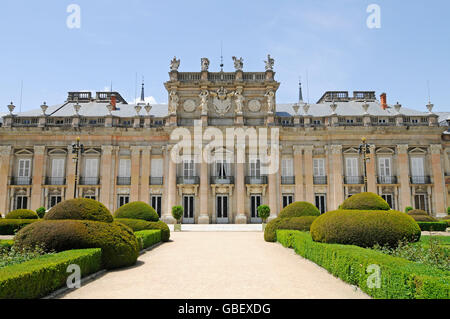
[265,90,275,113]
[201,58,210,71]
[170,56,180,71]
[232,56,244,71]
[169,90,179,115]
[264,54,275,71]
[234,88,245,114]
[199,90,209,115]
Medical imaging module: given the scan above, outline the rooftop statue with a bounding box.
[232,56,244,71]
[201,58,210,71]
[264,54,275,71]
[170,56,180,71]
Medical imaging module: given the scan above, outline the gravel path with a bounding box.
[61,232,369,299]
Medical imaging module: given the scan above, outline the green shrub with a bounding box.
[0,219,38,235]
[0,240,14,250]
[114,201,159,222]
[172,206,183,223]
[45,198,113,223]
[278,201,320,219]
[5,209,38,220]
[277,230,450,299]
[310,210,421,248]
[135,230,162,250]
[264,216,317,242]
[409,215,438,222]
[257,205,270,222]
[408,209,428,216]
[447,207,450,215]
[417,222,448,232]
[36,207,46,219]
[405,206,413,213]
[0,248,102,299]
[115,218,170,242]
[341,192,390,210]
[14,220,139,269]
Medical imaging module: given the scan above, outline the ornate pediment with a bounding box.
[409,147,427,155]
[376,147,395,155]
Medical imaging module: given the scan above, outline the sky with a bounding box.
[0,0,449,113]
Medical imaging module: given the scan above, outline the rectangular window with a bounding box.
[215,160,230,178]
[411,157,424,177]
[378,157,391,177]
[84,158,99,177]
[151,195,162,217]
[315,194,326,214]
[281,158,293,177]
[249,159,261,177]
[183,159,195,177]
[51,158,65,178]
[49,195,62,208]
[250,195,262,219]
[18,159,31,177]
[381,194,394,209]
[313,158,325,176]
[151,159,163,177]
[282,195,294,208]
[118,159,131,177]
[118,195,130,208]
[183,195,195,223]
[15,196,28,210]
[345,158,359,177]
[414,194,428,212]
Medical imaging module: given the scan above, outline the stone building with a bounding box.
[0,56,449,223]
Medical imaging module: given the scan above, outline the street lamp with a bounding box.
[72,137,85,198]
[359,137,374,192]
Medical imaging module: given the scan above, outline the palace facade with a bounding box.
[0,56,449,223]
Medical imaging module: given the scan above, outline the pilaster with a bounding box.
[100,145,113,211]
[30,146,46,210]
[430,144,445,216]
[140,146,151,203]
[330,145,344,210]
[397,144,411,210]
[130,146,141,202]
[367,145,377,193]
[293,146,304,202]
[0,146,12,215]
[304,146,314,204]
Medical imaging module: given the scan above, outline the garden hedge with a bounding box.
[135,230,162,250]
[115,218,170,242]
[45,198,113,223]
[417,222,448,232]
[310,210,421,248]
[0,248,102,299]
[278,201,320,219]
[277,230,450,299]
[264,216,317,242]
[114,201,159,222]
[14,220,139,269]
[0,219,38,235]
[0,240,14,249]
[5,209,38,220]
[407,209,438,222]
[341,192,390,211]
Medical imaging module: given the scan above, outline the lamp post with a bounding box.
[72,137,85,198]
[359,137,373,192]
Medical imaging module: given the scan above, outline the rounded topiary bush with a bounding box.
[14,220,139,269]
[264,218,282,242]
[341,192,390,211]
[114,202,159,222]
[115,218,170,242]
[278,202,320,219]
[407,209,437,222]
[310,210,421,248]
[264,216,317,242]
[45,198,113,223]
[6,209,38,220]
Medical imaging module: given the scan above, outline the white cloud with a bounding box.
[129,96,158,105]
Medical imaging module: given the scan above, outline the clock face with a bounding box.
[183,99,196,112]
[248,99,261,112]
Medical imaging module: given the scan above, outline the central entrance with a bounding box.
[183,195,195,224]
[216,195,229,224]
[250,194,262,224]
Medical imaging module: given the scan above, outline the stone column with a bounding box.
[140,146,151,203]
[293,146,304,202]
[163,145,176,224]
[304,146,314,204]
[100,145,113,210]
[30,146,46,210]
[66,144,76,200]
[0,146,12,215]
[198,148,210,224]
[268,146,279,221]
[130,146,141,202]
[330,145,344,210]
[366,145,377,193]
[430,144,446,216]
[397,144,411,211]
[235,145,247,224]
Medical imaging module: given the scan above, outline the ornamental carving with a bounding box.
[248,99,261,112]
[183,99,196,113]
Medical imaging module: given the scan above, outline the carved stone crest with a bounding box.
[183,99,196,113]
[210,87,233,116]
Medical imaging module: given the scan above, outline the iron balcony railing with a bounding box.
[245,176,268,185]
[313,176,327,185]
[11,177,32,185]
[117,177,131,185]
[79,177,100,185]
[150,177,164,185]
[410,176,431,184]
[176,176,200,185]
[45,177,66,185]
[281,176,295,185]
[210,176,235,185]
[344,176,364,184]
[377,176,398,184]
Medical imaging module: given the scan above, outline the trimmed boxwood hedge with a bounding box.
[417,222,448,232]
[341,192,390,211]
[135,230,162,250]
[310,209,421,248]
[264,216,317,242]
[114,201,159,222]
[408,209,438,222]
[115,218,170,242]
[5,209,38,220]
[0,248,102,299]
[0,240,14,249]
[278,201,320,219]
[14,220,139,269]
[277,230,449,299]
[45,198,113,223]
[0,219,38,235]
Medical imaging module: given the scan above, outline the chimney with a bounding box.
[380,93,387,110]
[110,94,117,111]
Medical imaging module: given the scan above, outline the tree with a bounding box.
[36,207,46,219]
[257,205,271,224]
[172,206,183,224]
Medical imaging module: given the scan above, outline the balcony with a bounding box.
[79,177,100,185]
[281,176,295,185]
[377,176,398,184]
[45,177,66,186]
[313,176,327,185]
[150,177,164,185]
[177,176,200,185]
[210,176,235,185]
[245,176,268,185]
[11,177,32,185]
[117,177,131,185]
[410,176,431,184]
[344,176,364,184]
